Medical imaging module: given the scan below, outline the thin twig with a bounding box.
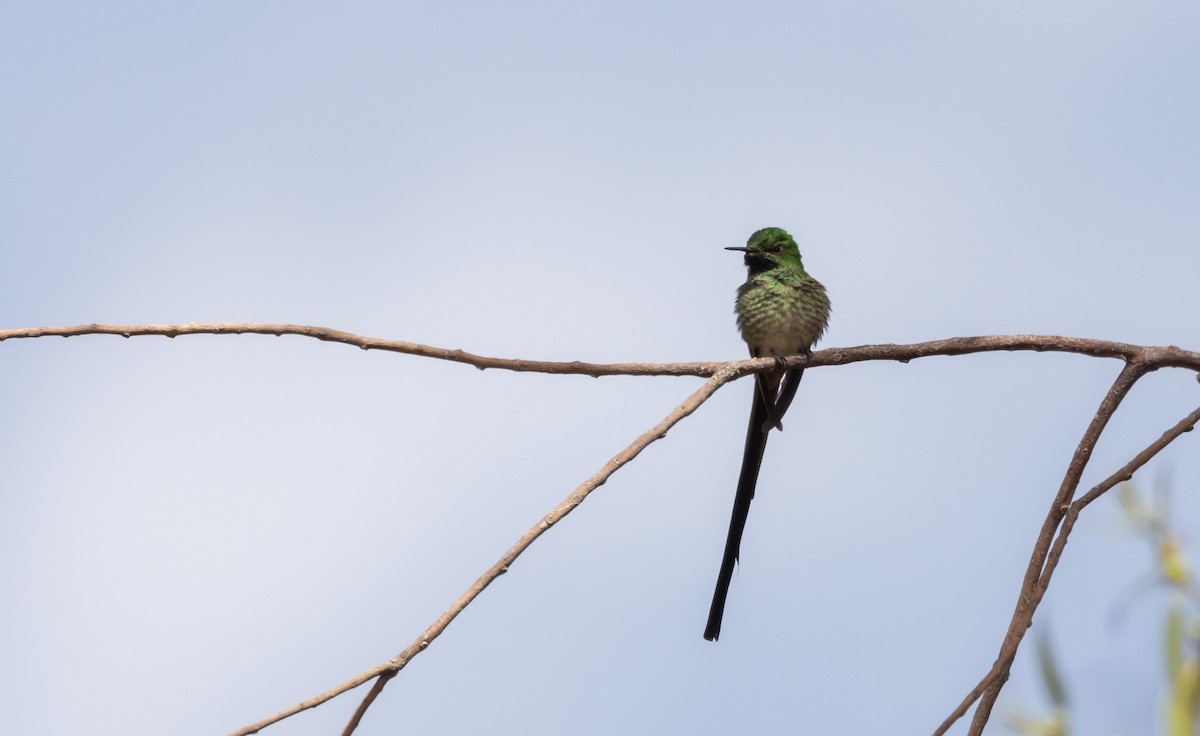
[974,404,1200,729]
[340,672,395,736]
[229,664,395,736]
[937,362,1146,734]
[1034,403,1200,602]
[1067,404,1200,513]
[3,324,1200,375]
[932,366,1200,735]
[229,369,738,736]
[964,362,1149,734]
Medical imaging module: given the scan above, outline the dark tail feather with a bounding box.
[704,386,773,641]
[762,368,805,433]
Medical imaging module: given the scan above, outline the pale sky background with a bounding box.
[2,2,1198,735]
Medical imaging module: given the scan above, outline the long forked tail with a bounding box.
[704,368,804,641]
[704,383,772,641]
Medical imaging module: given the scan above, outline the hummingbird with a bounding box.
[705,227,831,641]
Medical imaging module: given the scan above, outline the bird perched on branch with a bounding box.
[705,227,831,641]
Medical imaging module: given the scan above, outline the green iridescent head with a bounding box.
[725,227,803,272]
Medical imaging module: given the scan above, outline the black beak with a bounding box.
[724,246,749,252]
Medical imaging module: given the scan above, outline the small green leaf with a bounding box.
[1165,604,1184,681]
[1036,626,1069,709]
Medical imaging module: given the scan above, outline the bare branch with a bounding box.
[937,372,1200,735]
[1032,402,1200,605]
[1067,403,1200,514]
[966,362,1149,734]
[340,672,394,736]
[938,362,1147,734]
[7,323,1197,733]
[3,323,1199,375]
[229,369,737,736]
[230,664,395,736]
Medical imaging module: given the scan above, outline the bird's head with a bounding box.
[725,227,803,273]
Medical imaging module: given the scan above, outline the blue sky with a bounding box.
[2,2,1198,734]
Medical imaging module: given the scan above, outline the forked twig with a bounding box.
[936,374,1200,735]
[228,370,738,736]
